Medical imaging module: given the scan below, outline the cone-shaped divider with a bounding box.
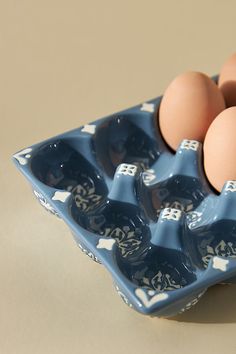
[186,181,236,270]
[150,207,185,251]
[143,140,209,218]
[171,139,203,178]
[108,163,141,206]
[216,180,236,221]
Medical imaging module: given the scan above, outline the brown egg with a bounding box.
[204,107,236,192]
[219,53,236,107]
[159,71,225,151]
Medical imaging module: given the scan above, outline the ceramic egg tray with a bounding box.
[13,85,236,317]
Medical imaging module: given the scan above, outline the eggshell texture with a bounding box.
[204,107,236,192]
[219,53,236,107]
[159,71,225,151]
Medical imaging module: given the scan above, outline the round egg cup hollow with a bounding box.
[13,87,236,317]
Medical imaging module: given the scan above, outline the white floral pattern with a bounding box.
[33,190,59,217]
[78,243,101,263]
[135,288,168,308]
[187,211,202,229]
[202,240,236,267]
[81,124,96,134]
[156,199,194,217]
[117,164,137,177]
[96,238,116,251]
[180,140,199,151]
[67,182,102,212]
[14,148,32,165]
[178,290,206,314]
[142,169,156,185]
[52,191,71,202]
[225,181,236,192]
[115,285,133,308]
[102,226,142,258]
[151,271,182,291]
[212,256,229,272]
[161,208,182,221]
[140,102,155,113]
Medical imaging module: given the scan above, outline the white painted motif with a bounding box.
[140,102,155,113]
[33,190,59,217]
[81,124,96,134]
[115,285,133,308]
[161,208,182,221]
[143,169,156,185]
[187,211,202,229]
[178,290,206,314]
[225,181,236,192]
[13,148,33,165]
[52,191,71,202]
[135,288,168,308]
[78,243,101,263]
[202,240,236,267]
[117,164,137,177]
[180,140,199,151]
[68,183,102,212]
[157,200,194,217]
[151,270,182,291]
[102,226,142,258]
[212,256,229,272]
[96,238,116,250]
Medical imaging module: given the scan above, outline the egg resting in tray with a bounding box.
[13,84,236,317]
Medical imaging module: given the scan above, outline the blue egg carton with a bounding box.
[13,88,236,317]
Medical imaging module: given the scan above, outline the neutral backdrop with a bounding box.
[1,1,236,353]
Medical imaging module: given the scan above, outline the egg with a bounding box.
[204,107,236,192]
[219,53,236,107]
[159,71,225,151]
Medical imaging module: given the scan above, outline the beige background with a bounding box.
[1,1,236,353]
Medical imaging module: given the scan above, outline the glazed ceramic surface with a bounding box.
[13,81,236,317]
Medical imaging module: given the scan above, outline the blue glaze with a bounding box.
[13,85,236,317]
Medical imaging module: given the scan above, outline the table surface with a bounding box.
[2,1,236,353]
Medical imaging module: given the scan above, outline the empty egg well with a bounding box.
[71,163,151,259]
[116,208,198,292]
[93,114,161,177]
[30,140,108,212]
[13,91,236,316]
[140,139,211,220]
